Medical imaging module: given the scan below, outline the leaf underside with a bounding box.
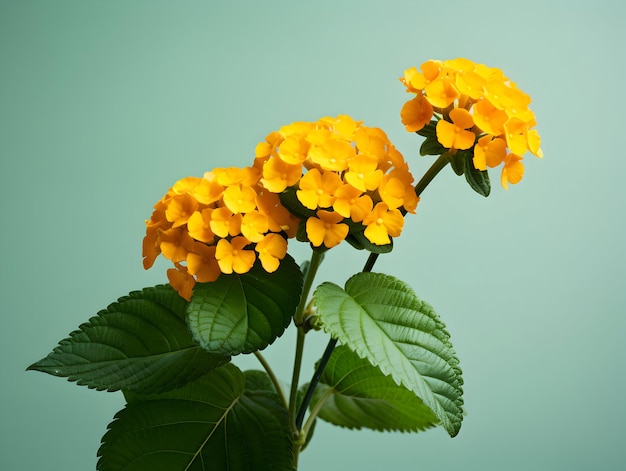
[313,272,464,436]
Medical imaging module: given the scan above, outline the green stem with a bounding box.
[289,327,306,434]
[414,152,451,197]
[301,384,335,438]
[254,351,287,410]
[289,250,324,437]
[295,337,337,430]
[293,249,324,326]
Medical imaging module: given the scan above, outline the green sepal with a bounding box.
[345,229,393,254]
[311,345,439,432]
[450,150,466,176]
[296,218,309,243]
[187,255,303,356]
[415,119,438,139]
[99,364,295,471]
[313,272,464,437]
[278,185,316,220]
[419,136,447,156]
[27,285,229,393]
[417,120,446,156]
[462,151,491,197]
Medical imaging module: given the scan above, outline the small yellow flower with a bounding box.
[362,203,404,245]
[159,227,194,263]
[425,78,460,109]
[306,210,349,248]
[472,99,508,137]
[209,207,242,238]
[354,126,389,160]
[256,190,300,237]
[527,129,543,158]
[401,60,441,92]
[454,70,486,100]
[333,185,373,222]
[142,207,168,269]
[190,178,224,205]
[344,155,383,193]
[473,136,507,171]
[186,243,221,283]
[261,155,302,193]
[278,136,310,165]
[503,117,530,157]
[501,153,524,190]
[329,114,359,140]
[255,233,288,273]
[167,265,195,301]
[308,138,354,172]
[255,131,284,161]
[240,210,269,243]
[436,108,476,150]
[400,94,434,133]
[215,236,256,274]
[222,184,258,214]
[484,80,530,112]
[187,208,215,243]
[297,168,342,210]
[165,193,199,228]
[378,175,408,210]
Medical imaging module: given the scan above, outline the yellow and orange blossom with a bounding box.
[400,58,543,189]
[256,115,418,249]
[143,168,299,300]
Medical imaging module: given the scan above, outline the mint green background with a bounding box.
[1,1,624,469]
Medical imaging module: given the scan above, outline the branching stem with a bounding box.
[293,153,451,438]
[291,155,451,466]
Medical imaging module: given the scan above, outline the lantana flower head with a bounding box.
[143,168,301,300]
[256,115,417,249]
[400,58,543,189]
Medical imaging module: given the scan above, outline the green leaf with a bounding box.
[419,136,446,156]
[27,285,229,393]
[450,151,466,176]
[187,255,303,356]
[311,345,438,432]
[313,272,464,436]
[243,369,277,393]
[463,151,491,197]
[99,364,295,471]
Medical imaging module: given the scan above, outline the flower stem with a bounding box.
[414,152,451,197]
[254,351,287,410]
[295,336,337,430]
[293,250,324,326]
[289,249,324,437]
[293,251,377,437]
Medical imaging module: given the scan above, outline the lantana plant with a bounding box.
[29,58,542,470]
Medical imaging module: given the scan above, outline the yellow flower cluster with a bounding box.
[142,168,300,300]
[255,115,418,249]
[400,58,543,189]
